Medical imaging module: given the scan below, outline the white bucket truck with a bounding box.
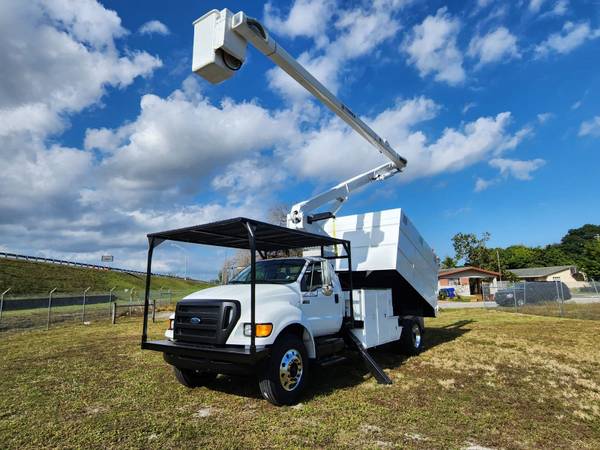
[140,9,438,406]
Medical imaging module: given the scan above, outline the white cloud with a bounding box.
[264,0,335,47]
[462,102,477,114]
[0,0,162,224]
[579,116,600,137]
[86,79,299,209]
[139,20,170,36]
[475,157,545,191]
[489,158,546,180]
[571,100,582,110]
[285,95,530,185]
[535,21,600,57]
[402,8,465,85]
[212,158,287,204]
[549,0,568,16]
[529,0,547,13]
[0,0,161,140]
[537,112,553,123]
[475,177,496,192]
[265,0,407,101]
[468,27,520,67]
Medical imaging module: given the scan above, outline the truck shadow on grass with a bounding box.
[204,320,474,403]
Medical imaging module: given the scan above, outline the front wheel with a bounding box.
[398,319,423,356]
[258,334,309,406]
[173,367,217,388]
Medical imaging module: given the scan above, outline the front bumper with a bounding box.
[142,339,270,375]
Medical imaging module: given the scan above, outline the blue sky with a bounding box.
[0,0,599,279]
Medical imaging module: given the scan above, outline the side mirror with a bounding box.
[322,284,333,296]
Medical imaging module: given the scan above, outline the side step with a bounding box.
[316,355,347,367]
[343,329,393,385]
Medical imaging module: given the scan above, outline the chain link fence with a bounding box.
[0,288,192,332]
[482,280,600,320]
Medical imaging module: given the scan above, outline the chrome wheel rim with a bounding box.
[279,349,303,392]
[412,324,421,348]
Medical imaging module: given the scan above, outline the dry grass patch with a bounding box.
[0,309,599,449]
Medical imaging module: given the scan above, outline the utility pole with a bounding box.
[496,249,502,282]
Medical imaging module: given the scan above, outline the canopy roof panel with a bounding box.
[147,217,349,252]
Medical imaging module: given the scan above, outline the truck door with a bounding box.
[300,261,343,336]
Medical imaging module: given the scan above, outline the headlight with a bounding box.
[243,323,273,337]
[168,318,175,330]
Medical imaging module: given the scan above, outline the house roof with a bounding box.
[509,265,575,278]
[438,266,500,278]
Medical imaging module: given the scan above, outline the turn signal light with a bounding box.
[243,323,273,337]
[256,323,273,337]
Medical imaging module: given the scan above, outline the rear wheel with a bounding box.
[399,319,423,356]
[258,334,309,406]
[173,367,217,388]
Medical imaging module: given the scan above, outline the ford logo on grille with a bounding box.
[190,316,202,325]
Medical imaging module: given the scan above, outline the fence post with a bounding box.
[513,284,517,311]
[555,280,563,318]
[152,298,156,323]
[109,286,116,318]
[47,288,57,330]
[111,301,116,324]
[82,286,91,323]
[592,279,599,297]
[0,287,11,324]
[129,288,136,316]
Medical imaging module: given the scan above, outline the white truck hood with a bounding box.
[183,283,301,317]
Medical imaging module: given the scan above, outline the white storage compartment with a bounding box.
[349,289,400,349]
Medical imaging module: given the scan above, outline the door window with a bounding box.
[301,262,323,292]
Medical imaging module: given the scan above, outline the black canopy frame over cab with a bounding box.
[140,217,353,354]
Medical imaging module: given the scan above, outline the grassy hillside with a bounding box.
[0,259,212,296]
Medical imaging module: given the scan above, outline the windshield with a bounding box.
[229,259,307,284]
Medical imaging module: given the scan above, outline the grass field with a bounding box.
[0,258,211,296]
[1,309,599,449]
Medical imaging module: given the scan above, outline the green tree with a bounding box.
[440,256,457,269]
[560,224,600,257]
[451,232,493,268]
[579,240,600,280]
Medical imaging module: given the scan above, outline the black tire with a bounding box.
[258,334,309,406]
[173,367,217,388]
[398,319,423,356]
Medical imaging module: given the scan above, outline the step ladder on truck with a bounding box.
[140,8,439,406]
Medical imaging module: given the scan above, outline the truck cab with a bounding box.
[165,257,344,351]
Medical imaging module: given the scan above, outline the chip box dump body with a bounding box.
[321,208,438,317]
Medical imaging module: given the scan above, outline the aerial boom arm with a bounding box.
[287,162,399,232]
[192,9,407,172]
[192,9,407,234]
[230,13,407,171]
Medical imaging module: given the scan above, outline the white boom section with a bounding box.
[192,9,407,171]
[287,162,398,234]
[192,9,408,234]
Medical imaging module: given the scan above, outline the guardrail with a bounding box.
[0,251,191,280]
